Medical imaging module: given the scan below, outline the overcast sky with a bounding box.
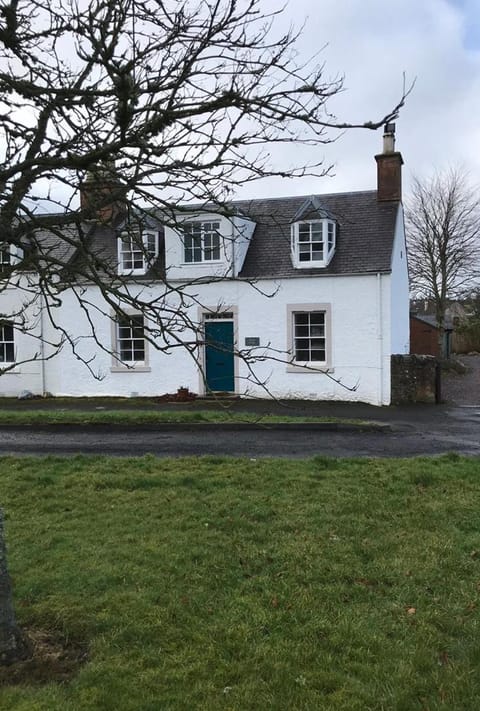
[237,0,480,200]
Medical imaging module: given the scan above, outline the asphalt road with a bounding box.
[0,406,478,458]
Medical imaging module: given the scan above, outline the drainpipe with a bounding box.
[39,288,46,396]
[377,272,384,405]
[230,217,235,278]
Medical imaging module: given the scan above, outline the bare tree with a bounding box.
[406,168,480,352]
[0,0,408,381]
[0,0,412,663]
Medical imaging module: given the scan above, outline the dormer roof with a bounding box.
[290,196,336,223]
[31,189,400,282]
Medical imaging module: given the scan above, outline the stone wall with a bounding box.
[391,354,439,404]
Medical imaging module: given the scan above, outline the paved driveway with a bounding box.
[0,405,478,458]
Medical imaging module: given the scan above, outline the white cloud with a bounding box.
[236,0,480,199]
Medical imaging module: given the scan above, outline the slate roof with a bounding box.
[33,226,79,267]
[410,313,454,331]
[32,189,400,281]
[235,190,399,279]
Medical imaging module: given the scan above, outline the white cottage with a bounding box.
[0,126,409,405]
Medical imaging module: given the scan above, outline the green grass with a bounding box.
[0,409,369,426]
[1,453,480,709]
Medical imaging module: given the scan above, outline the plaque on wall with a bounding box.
[245,337,260,347]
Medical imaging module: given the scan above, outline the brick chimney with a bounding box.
[79,162,126,223]
[375,123,403,202]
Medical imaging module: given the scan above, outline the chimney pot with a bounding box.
[375,124,403,201]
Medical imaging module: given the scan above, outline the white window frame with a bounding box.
[290,220,336,268]
[0,321,15,365]
[0,243,23,272]
[182,221,222,264]
[286,304,332,372]
[111,312,151,372]
[117,230,159,275]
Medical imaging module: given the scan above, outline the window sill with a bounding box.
[110,366,151,373]
[118,269,147,277]
[181,260,224,266]
[286,364,333,374]
[293,261,327,269]
[0,367,19,374]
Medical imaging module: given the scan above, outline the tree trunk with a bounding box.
[0,509,29,665]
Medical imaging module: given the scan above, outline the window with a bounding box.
[118,231,158,274]
[0,243,23,273]
[0,244,11,271]
[293,312,326,362]
[290,220,336,268]
[287,304,331,371]
[116,315,145,364]
[183,221,221,263]
[0,322,15,364]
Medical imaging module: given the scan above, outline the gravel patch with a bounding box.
[441,354,480,405]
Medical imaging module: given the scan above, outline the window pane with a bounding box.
[0,322,14,363]
[327,223,335,250]
[295,349,309,361]
[293,312,326,363]
[121,233,146,272]
[2,324,13,341]
[145,233,157,256]
[132,254,144,270]
[120,345,133,361]
[118,316,145,363]
[294,221,329,264]
[0,244,11,270]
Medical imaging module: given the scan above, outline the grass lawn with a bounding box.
[1,453,480,709]
[0,409,368,426]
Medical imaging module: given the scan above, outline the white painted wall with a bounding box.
[390,204,410,354]
[164,212,255,280]
[0,279,44,397]
[3,213,413,405]
[39,271,395,405]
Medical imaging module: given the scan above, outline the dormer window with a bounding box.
[0,244,10,271]
[183,221,221,263]
[118,230,158,275]
[290,220,336,268]
[0,243,23,272]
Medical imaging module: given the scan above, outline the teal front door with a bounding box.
[205,320,235,392]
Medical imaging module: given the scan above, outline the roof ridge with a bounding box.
[232,189,377,205]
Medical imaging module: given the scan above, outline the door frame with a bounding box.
[198,306,238,395]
